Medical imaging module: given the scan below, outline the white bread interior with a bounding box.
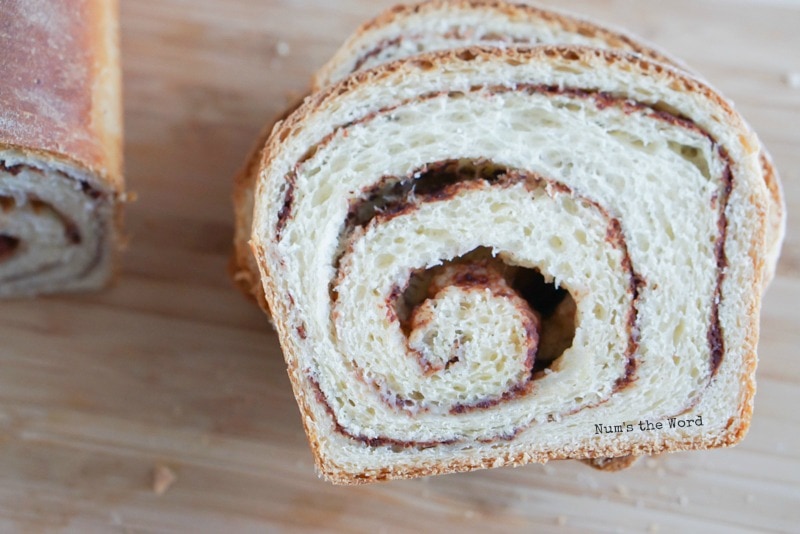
[0,149,116,297]
[251,46,768,483]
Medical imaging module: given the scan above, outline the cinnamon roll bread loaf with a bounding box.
[0,0,123,297]
[251,46,769,483]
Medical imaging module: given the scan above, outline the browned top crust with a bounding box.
[0,0,122,188]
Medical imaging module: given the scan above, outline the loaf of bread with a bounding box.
[251,46,770,483]
[232,0,784,307]
[0,0,123,297]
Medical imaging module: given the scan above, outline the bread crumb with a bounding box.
[152,464,177,495]
[785,73,800,89]
[556,515,568,526]
[276,41,291,57]
[109,511,123,526]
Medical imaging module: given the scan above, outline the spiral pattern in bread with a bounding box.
[251,47,768,483]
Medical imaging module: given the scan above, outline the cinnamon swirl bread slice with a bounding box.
[0,0,123,297]
[251,46,769,484]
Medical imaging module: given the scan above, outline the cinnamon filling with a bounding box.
[0,162,109,280]
[312,163,644,445]
[0,234,20,260]
[394,247,576,373]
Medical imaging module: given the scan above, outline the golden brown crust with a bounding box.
[0,0,123,191]
[254,46,766,485]
[231,122,278,310]
[231,95,307,310]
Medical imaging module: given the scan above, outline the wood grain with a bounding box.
[1,0,798,531]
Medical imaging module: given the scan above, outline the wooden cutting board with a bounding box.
[1,0,798,531]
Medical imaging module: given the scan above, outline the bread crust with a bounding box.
[253,46,767,484]
[231,95,306,311]
[232,122,281,310]
[264,47,756,180]
[0,0,123,191]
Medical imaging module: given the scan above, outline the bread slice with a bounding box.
[251,46,769,484]
[0,0,123,297]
